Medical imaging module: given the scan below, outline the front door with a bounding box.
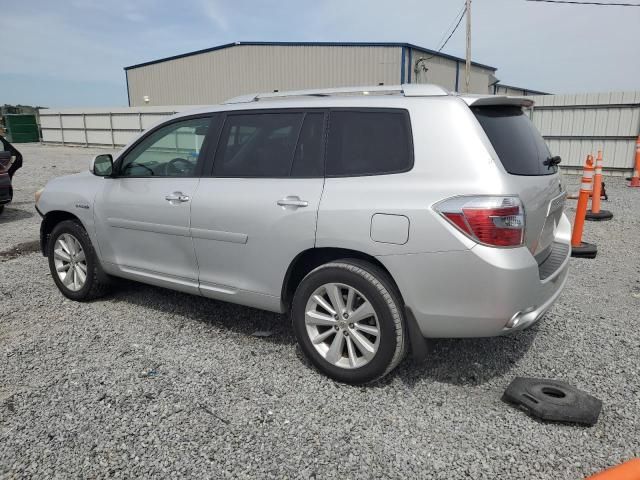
[190,110,326,309]
[94,116,212,292]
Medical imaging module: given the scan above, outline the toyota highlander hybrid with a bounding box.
[35,85,570,384]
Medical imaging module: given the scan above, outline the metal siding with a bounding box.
[530,91,640,171]
[125,41,497,71]
[127,45,402,106]
[408,48,491,93]
[409,49,459,91]
[469,67,492,94]
[495,85,545,96]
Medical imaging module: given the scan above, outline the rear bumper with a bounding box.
[378,214,572,338]
[0,173,12,205]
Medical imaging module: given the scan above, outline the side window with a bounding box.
[326,110,413,177]
[227,125,257,147]
[119,117,211,177]
[213,113,303,177]
[291,113,325,177]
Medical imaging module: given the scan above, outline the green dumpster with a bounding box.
[4,114,39,143]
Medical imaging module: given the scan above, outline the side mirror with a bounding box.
[91,154,113,176]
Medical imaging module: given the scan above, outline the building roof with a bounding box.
[124,41,497,72]
[495,83,549,95]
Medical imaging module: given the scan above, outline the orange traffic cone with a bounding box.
[587,458,640,479]
[571,155,597,258]
[630,135,640,187]
[586,150,613,221]
[567,157,606,201]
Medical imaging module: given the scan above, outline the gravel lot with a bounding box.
[1,144,639,479]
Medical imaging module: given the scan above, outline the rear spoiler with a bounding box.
[459,95,535,108]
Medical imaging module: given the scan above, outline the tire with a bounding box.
[47,220,110,301]
[291,259,407,384]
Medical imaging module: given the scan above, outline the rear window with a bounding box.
[326,110,413,177]
[472,106,557,176]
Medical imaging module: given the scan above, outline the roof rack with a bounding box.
[223,84,449,104]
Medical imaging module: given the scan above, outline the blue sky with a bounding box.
[1,0,639,107]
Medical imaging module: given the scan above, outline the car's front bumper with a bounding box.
[378,213,572,338]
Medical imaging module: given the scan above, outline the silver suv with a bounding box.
[36,85,570,384]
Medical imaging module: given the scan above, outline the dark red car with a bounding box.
[0,136,23,215]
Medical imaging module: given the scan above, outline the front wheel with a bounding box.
[47,220,110,301]
[291,260,407,384]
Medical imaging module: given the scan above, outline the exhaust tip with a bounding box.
[506,312,522,329]
[506,307,536,329]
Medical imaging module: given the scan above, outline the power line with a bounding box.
[419,3,466,64]
[438,6,467,52]
[526,0,640,6]
[413,2,468,83]
[434,3,467,51]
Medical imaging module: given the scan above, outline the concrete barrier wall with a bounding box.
[528,91,640,175]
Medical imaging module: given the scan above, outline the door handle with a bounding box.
[277,196,309,208]
[165,192,190,203]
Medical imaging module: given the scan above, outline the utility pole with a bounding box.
[465,0,471,93]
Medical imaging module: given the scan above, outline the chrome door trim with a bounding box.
[107,217,191,237]
[190,228,248,244]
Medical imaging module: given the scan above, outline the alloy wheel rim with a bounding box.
[53,233,87,292]
[305,282,380,369]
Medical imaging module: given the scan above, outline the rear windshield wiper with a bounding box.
[544,155,561,168]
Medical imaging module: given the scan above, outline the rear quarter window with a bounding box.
[472,106,557,176]
[326,110,413,177]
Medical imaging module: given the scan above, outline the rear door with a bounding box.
[190,109,326,306]
[471,104,564,256]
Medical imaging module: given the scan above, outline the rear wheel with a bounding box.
[292,260,407,384]
[48,220,110,301]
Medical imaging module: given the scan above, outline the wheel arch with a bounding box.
[40,210,84,256]
[281,247,402,312]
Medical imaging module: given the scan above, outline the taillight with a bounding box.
[434,196,525,247]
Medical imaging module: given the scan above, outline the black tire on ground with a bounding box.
[47,219,110,301]
[291,259,407,384]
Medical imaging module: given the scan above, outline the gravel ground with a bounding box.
[1,145,639,479]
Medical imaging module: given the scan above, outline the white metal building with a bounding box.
[124,41,499,107]
[493,83,549,97]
